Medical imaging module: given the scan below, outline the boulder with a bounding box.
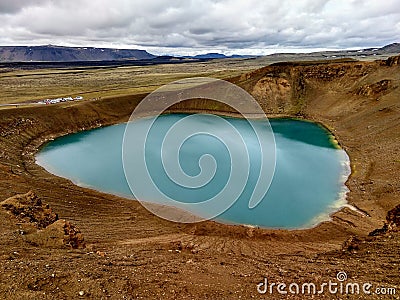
[386,55,400,66]
[368,204,400,236]
[24,219,85,249]
[2,191,85,249]
[386,204,400,230]
[1,191,58,229]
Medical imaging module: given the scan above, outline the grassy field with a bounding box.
[0,52,392,105]
[0,59,260,105]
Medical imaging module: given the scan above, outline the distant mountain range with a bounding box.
[0,43,398,63]
[267,43,400,59]
[0,45,155,62]
[186,53,255,59]
[374,43,400,53]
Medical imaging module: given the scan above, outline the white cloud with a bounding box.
[0,0,399,54]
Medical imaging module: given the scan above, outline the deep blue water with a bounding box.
[36,114,350,229]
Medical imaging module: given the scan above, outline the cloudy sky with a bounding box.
[0,0,399,55]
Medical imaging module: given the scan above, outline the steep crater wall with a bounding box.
[0,56,399,239]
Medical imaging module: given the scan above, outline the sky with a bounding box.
[0,0,399,56]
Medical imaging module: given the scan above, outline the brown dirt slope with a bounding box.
[0,56,399,299]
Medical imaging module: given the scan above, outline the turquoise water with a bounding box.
[36,114,350,229]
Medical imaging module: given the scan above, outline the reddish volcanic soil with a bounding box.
[0,56,399,299]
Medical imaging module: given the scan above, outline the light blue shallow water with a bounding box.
[36,114,350,229]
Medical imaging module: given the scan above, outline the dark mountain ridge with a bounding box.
[0,45,155,62]
[0,43,398,64]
